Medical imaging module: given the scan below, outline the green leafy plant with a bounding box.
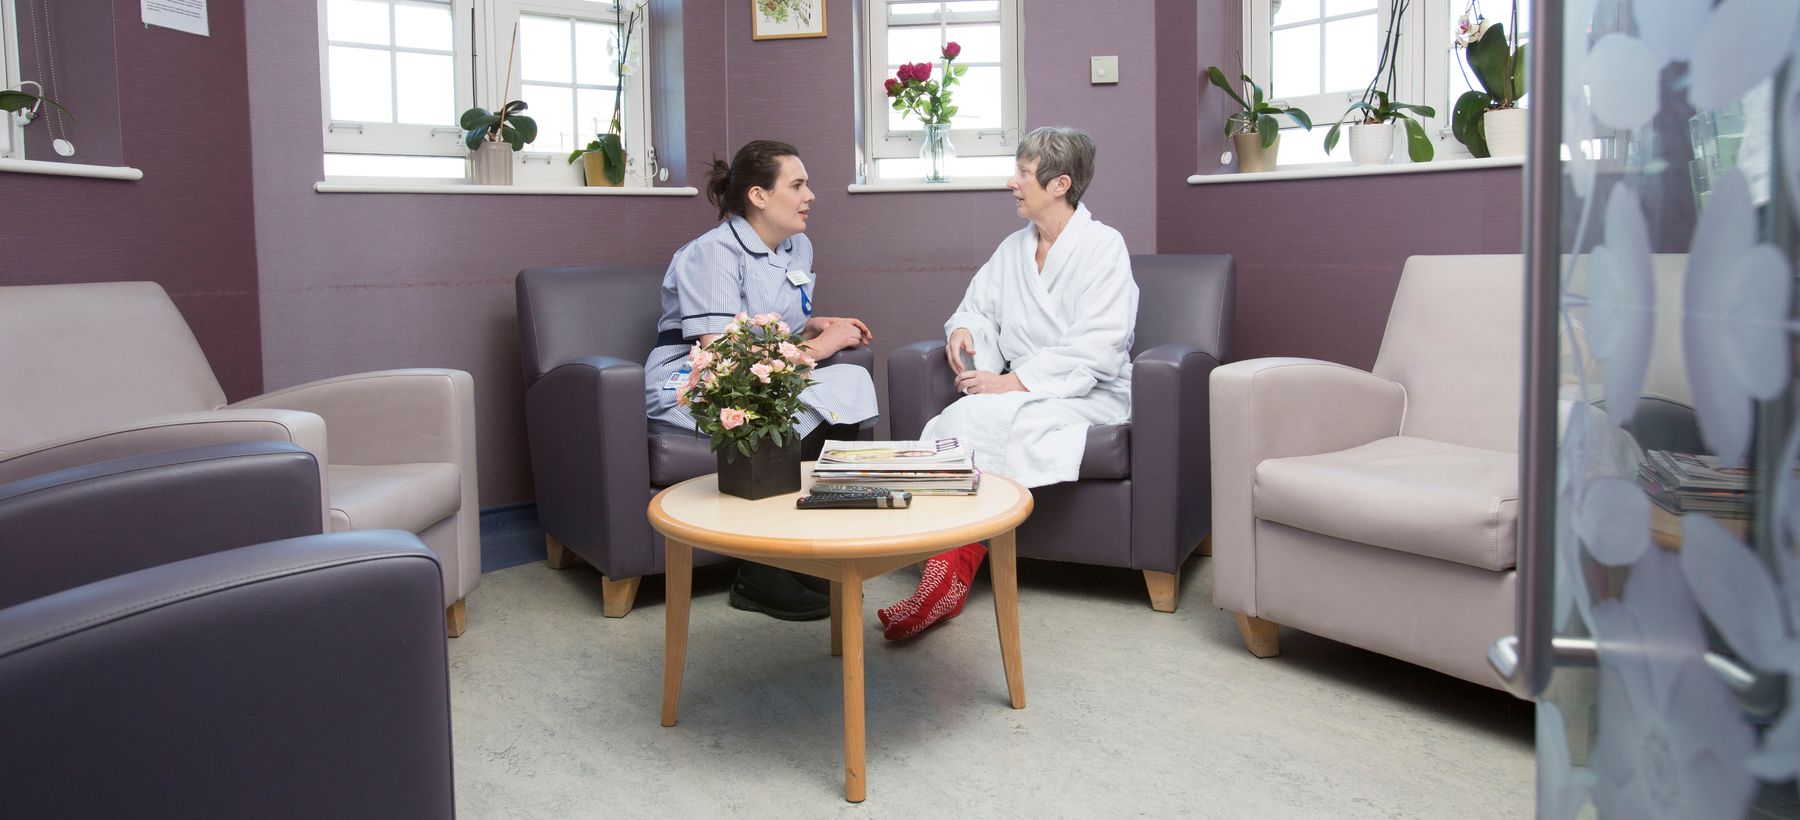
[0,87,71,119]
[567,0,646,185]
[460,100,537,152]
[677,313,818,462]
[1205,66,1312,148]
[1323,0,1436,162]
[1450,2,1526,158]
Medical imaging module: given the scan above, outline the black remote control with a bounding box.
[796,489,912,509]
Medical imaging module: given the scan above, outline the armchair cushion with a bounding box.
[1079,423,1131,479]
[1254,436,1519,571]
[648,430,716,487]
[327,463,462,534]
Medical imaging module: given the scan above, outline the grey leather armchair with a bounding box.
[886,254,1235,611]
[0,443,456,818]
[0,282,481,636]
[516,264,874,618]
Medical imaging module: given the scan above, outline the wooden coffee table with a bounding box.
[647,467,1033,803]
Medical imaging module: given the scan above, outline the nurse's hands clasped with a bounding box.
[802,316,872,359]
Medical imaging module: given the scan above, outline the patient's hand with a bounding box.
[954,369,1025,395]
[946,328,976,375]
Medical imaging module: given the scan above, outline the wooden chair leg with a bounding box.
[1196,534,1213,557]
[445,598,467,638]
[1233,612,1280,658]
[1143,570,1179,613]
[545,534,583,569]
[601,574,641,618]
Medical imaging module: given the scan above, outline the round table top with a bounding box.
[647,465,1032,560]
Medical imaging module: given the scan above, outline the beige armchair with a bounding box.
[0,282,480,636]
[1210,255,1523,687]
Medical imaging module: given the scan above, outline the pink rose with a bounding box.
[675,383,690,406]
[799,353,816,367]
[896,64,914,84]
[753,312,776,326]
[775,321,790,335]
[884,78,901,97]
[942,42,961,60]
[719,408,746,429]
[688,344,714,370]
[750,362,773,383]
[767,359,786,373]
[913,62,931,82]
[685,367,702,386]
[778,341,802,361]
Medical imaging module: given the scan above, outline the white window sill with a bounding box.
[847,180,1009,193]
[1186,155,1523,185]
[0,158,143,181]
[313,181,699,196]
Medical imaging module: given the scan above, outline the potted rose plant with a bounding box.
[1323,0,1436,164]
[677,312,817,499]
[1450,1,1527,158]
[567,0,647,186]
[886,42,965,182]
[1205,66,1312,172]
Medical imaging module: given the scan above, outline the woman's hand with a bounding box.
[803,318,868,359]
[946,327,976,375]
[954,369,1026,395]
[805,316,872,346]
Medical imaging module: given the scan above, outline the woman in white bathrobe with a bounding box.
[646,139,880,621]
[878,126,1140,640]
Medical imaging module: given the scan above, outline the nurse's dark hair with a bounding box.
[705,140,800,220]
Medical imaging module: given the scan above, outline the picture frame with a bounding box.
[751,0,826,40]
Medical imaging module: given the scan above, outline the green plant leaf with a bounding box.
[1284,107,1313,130]
[502,99,529,116]
[1451,90,1492,156]
[602,139,625,185]
[1391,103,1436,118]
[509,114,538,145]
[1248,75,1264,111]
[1402,116,1434,162]
[1204,66,1250,113]
[1256,113,1279,148]
[1469,23,1510,100]
[1511,43,1528,103]
[1324,120,1345,153]
[464,129,487,151]
[459,107,493,130]
[954,65,967,77]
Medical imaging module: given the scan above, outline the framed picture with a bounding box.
[752,0,826,40]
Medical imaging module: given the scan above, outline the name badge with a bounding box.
[662,365,692,391]
[786,269,813,287]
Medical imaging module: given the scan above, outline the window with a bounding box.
[1242,0,1536,166]
[1,0,17,158]
[859,0,1024,184]
[317,0,651,185]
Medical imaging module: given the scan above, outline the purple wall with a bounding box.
[1158,0,1525,368]
[0,0,261,399]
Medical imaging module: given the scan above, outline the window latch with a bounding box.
[430,127,463,138]
[327,121,366,134]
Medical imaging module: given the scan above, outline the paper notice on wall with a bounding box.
[142,0,209,37]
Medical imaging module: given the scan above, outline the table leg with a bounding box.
[830,580,844,658]
[661,539,694,727]
[840,566,866,803]
[990,529,1026,709]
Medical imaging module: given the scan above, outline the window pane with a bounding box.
[520,16,573,84]
[395,52,454,124]
[1323,0,1376,15]
[888,2,942,20]
[1272,0,1319,27]
[575,21,619,85]
[944,1,998,13]
[393,1,451,51]
[953,64,1002,130]
[876,154,1014,180]
[576,87,612,146]
[944,23,1001,63]
[328,0,391,45]
[1322,15,1377,95]
[886,26,943,66]
[521,83,576,153]
[329,45,394,122]
[1270,25,1321,98]
[325,153,465,178]
[1276,132,1336,165]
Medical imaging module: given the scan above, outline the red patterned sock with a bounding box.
[880,543,987,640]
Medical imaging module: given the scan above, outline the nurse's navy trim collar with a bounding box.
[726,215,792,258]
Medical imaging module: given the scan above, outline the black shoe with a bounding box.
[729,563,831,621]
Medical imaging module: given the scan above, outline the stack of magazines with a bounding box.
[812,438,980,495]
[1637,449,1754,519]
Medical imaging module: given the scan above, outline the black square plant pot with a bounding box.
[716,435,802,500]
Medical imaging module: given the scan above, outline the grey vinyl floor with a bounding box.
[446,555,1535,819]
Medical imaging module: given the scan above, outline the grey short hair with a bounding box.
[1016,126,1096,208]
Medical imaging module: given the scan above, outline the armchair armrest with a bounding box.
[0,409,329,512]
[230,368,475,468]
[814,345,873,373]
[887,340,961,440]
[0,441,326,609]
[1129,344,1222,573]
[1209,357,1406,615]
[0,531,453,819]
[524,355,656,578]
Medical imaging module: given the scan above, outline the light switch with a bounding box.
[1090,55,1119,85]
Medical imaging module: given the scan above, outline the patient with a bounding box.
[878,126,1140,640]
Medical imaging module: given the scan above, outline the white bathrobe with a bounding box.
[920,203,1138,488]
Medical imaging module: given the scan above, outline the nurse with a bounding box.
[644,139,879,620]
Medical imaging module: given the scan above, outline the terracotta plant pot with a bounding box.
[470,141,513,185]
[1233,131,1280,173]
[716,434,802,500]
[581,150,625,187]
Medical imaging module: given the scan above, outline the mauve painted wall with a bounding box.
[1158,0,1525,368]
[246,0,1162,505]
[0,0,261,399]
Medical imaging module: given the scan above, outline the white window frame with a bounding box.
[317,0,652,185]
[1242,0,1487,165]
[859,0,1024,184]
[2,0,22,159]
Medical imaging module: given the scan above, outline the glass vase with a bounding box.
[919,122,956,183]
